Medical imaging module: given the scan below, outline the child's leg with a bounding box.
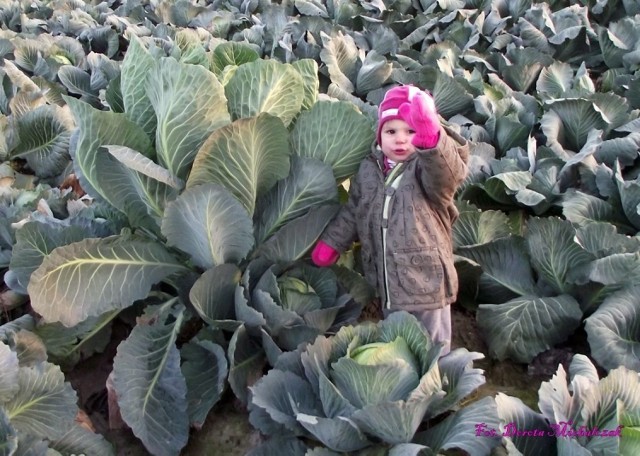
[412,306,451,356]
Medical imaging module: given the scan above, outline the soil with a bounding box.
[67,306,578,455]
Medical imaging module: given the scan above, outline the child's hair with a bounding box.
[376,85,423,144]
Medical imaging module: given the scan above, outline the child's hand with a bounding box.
[398,91,440,149]
[311,241,340,267]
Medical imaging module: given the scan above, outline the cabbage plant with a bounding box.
[190,257,366,404]
[0,317,114,455]
[454,203,640,364]
[248,312,500,455]
[494,354,640,455]
[10,37,375,454]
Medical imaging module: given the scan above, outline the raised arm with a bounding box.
[399,90,469,204]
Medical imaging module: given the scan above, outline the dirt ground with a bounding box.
[68,305,573,455]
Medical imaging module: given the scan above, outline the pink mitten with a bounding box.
[311,241,340,267]
[398,91,440,148]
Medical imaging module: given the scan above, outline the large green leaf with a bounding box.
[161,184,254,269]
[498,47,552,93]
[296,412,370,452]
[65,96,158,228]
[542,99,608,152]
[225,59,304,126]
[34,311,116,368]
[494,115,531,154]
[104,145,183,190]
[181,339,228,428]
[290,101,374,182]
[457,237,537,302]
[9,222,89,292]
[582,253,640,288]
[599,17,640,70]
[585,287,640,372]
[452,256,483,310]
[254,157,338,245]
[57,66,98,100]
[291,59,319,110]
[536,61,575,100]
[538,356,591,428]
[99,145,179,224]
[187,114,291,216]
[562,190,634,233]
[319,31,358,93]
[4,362,78,440]
[228,324,267,405]
[331,357,419,409]
[145,57,229,181]
[482,171,532,206]
[595,135,640,168]
[113,307,188,456]
[581,366,640,455]
[414,397,500,456]
[120,35,156,139]
[355,50,392,95]
[428,349,486,417]
[574,222,640,258]
[210,41,260,75]
[174,29,209,66]
[526,217,594,294]
[9,105,73,178]
[350,400,430,445]
[27,234,188,327]
[477,294,583,363]
[249,369,323,435]
[10,330,47,367]
[255,204,339,263]
[591,92,631,131]
[452,209,513,248]
[416,68,474,119]
[294,0,329,18]
[494,393,556,456]
[189,263,242,324]
[251,289,304,336]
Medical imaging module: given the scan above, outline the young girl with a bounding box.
[311,85,469,355]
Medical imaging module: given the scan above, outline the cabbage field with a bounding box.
[1,0,639,454]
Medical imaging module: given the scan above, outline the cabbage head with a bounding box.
[248,311,500,455]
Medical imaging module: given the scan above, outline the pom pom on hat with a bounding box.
[376,85,422,145]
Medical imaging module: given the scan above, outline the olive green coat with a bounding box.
[320,125,469,312]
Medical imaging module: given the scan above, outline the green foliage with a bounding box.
[0,320,114,454]
[4,35,374,453]
[249,312,499,454]
[1,0,640,452]
[495,354,640,455]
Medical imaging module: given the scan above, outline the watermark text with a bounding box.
[475,421,623,438]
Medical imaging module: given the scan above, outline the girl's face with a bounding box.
[379,119,417,162]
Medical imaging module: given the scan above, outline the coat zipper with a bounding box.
[381,164,404,310]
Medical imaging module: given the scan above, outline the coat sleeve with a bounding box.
[414,124,469,207]
[319,169,362,253]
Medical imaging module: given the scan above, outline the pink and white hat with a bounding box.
[376,85,422,145]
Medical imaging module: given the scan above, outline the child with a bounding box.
[311,85,469,355]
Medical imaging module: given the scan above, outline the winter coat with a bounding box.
[320,124,469,312]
